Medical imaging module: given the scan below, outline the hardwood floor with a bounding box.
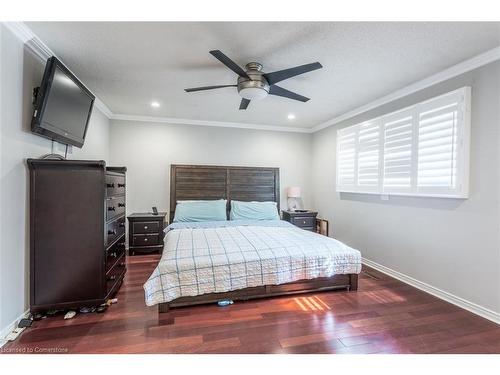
[3,254,499,354]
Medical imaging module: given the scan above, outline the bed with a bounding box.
[144,165,362,312]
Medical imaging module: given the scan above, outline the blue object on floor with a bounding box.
[217,299,234,307]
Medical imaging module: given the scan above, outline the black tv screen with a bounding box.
[31,56,95,148]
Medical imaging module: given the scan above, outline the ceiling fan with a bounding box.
[184,50,323,110]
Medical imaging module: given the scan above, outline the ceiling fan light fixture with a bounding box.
[239,87,268,100]
[184,50,323,110]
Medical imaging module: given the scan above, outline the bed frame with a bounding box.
[159,164,358,312]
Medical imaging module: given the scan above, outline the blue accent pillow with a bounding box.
[230,200,280,221]
[173,199,227,222]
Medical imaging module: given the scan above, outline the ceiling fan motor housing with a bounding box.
[237,62,270,100]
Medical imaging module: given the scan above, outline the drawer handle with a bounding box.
[108,275,117,281]
[144,238,148,242]
[303,220,307,225]
[107,183,115,188]
[108,229,117,235]
[117,183,126,188]
[119,222,125,228]
[120,262,126,267]
[108,206,116,211]
[109,252,117,258]
[144,225,148,229]
[118,203,125,207]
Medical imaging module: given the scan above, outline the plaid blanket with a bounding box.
[143,220,361,306]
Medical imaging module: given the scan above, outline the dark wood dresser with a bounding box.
[282,210,318,232]
[27,159,127,314]
[127,212,167,255]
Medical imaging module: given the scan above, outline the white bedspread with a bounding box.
[143,220,361,306]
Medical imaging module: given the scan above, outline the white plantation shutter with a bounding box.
[357,120,382,190]
[335,87,470,198]
[416,89,470,196]
[336,126,358,191]
[382,109,415,192]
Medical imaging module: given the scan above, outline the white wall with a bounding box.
[0,24,110,339]
[311,61,500,315]
[109,120,312,215]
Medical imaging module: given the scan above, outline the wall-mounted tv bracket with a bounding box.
[32,87,40,117]
[32,86,40,105]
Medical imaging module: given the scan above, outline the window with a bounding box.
[336,87,471,198]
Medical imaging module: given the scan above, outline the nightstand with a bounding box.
[127,212,167,255]
[282,210,318,232]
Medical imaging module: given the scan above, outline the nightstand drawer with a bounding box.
[291,216,316,227]
[133,234,159,247]
[132,221,160,234]
[282,210,318,232]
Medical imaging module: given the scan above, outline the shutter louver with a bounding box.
[383,111,414,190]
[357,120,381,189]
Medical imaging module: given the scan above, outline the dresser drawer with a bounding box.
[132,233,159,247]
[106,196,126,222]
[106,236,125,273]
[106,216,126,246]
[132,221,160,234]
[106,254,126,295]
[106,174,126,197]
[291,216,316,228]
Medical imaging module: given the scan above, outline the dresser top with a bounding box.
[128,212,167,219]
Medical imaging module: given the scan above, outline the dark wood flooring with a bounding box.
[3,254,500,354]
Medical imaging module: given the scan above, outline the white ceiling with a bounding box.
[26,22,500,129]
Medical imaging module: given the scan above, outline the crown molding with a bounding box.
[3,21,33,43]
[312,46,500,132]
[110,114,312,133]
[93,98,113,118]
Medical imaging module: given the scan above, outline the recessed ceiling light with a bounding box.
[151,101,160,108]
[287,114,296,120]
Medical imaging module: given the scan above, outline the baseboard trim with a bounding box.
[0,309,30,348]
[362,257,500,325]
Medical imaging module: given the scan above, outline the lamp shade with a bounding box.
[287,187,301,198]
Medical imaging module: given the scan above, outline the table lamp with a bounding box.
[287,187,303,211]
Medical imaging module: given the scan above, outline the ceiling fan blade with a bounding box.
[264,62,322,85]
[185,84,237,92]
[239,98,250,110]
[269,85,310,102]
[210,50,251,79]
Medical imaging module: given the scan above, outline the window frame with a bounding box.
[336,87,471,199]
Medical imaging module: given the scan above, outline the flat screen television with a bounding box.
[31,56,95,148]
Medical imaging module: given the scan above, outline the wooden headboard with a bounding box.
[170,164,280,222]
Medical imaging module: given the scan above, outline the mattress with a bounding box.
[143,220,361,306]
